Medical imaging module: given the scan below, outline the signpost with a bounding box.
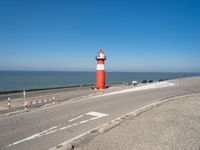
[23,90,26,103]
[23,90,27,111]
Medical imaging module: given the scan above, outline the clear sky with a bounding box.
[0,0,200,72]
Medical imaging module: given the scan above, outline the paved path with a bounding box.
[75,93,200,150]
[0,77,200,150]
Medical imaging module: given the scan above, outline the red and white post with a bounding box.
[96,49,106,89]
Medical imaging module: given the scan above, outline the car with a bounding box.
[159,79,164,82]
[122,81,131,86]
[141,80,147,83]
[132,81,138,86]
[148,80,153,83]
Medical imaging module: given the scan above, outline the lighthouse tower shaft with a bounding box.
[96,49,106,89]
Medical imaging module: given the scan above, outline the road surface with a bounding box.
[0,77,200,150]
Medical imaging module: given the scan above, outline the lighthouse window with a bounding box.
[100,53,104,58]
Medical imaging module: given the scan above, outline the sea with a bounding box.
[0,71,200,92]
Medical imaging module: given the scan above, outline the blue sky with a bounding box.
[0,0,200,72]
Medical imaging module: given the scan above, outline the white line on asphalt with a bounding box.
[79,120,89,124]
[86,111,109,120]
[68,115,84,122]
[59,125,71,130]
[7,126,57,147]
[7,111,109,147]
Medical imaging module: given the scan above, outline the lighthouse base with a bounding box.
[95,87,106,90]
[96,70,105,90]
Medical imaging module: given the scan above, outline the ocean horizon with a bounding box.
[0,71,200,92]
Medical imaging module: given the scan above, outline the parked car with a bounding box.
[132,81,138,86]
[122,81,131,86]
[148,80,153,83]
[141,80,147,83]
[159,79,165,82]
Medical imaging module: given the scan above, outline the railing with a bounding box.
[96,56,106,60]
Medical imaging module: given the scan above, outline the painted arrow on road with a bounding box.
[7,111,109,147]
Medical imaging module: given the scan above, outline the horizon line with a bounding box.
[0,70,200,73]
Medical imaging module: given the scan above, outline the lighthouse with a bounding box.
[96,49,106,89]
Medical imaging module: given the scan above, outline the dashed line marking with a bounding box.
[68,115,83,122]
[80,120,89,124]
[7,111,109,147]
[7,126,57,147]
[59,126,70,130]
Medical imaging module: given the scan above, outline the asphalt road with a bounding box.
[75,92,200,150]
[0,77,200,150]
[0,84,121,113]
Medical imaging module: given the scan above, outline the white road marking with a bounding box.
[7,126,57,147]
[59,125,71,130]
[79,120,89,124]
[86,111,109,120]
[68,115,83,122]
[7,111,109,147]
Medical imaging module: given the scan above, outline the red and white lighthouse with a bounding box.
[96,49,106,89]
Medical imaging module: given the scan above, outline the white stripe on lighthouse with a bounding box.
[96,64,104,70]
